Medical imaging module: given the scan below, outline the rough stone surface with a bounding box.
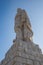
[0,8,43,65]
[15,8,33,41]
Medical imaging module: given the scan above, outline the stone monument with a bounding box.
[0,8,43,65]
[14,8,33,41]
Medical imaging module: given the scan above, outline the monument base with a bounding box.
[1,39,43,65]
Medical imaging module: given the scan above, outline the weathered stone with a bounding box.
[1,8,43,65]
[15,8,33,41]
[33,61,40,65]
[26,59,33,65]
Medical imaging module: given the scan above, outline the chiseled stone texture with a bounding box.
[1,8,43,65]
[14,8,33,41]
[1,40,43,65]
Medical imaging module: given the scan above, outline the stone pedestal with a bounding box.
[1,39,43,65]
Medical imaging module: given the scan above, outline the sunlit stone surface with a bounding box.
[1,8,43,65]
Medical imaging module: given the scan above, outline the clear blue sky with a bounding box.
[0,0,43,61]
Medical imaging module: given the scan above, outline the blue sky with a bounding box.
[0,0,43,61]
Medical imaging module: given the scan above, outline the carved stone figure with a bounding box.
[1,8,43,65]
[14,8,33,41]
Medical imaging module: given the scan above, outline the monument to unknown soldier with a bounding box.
[0,8,43,65]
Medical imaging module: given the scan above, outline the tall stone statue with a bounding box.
[14,8,33,41]
[1,8,43,65]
